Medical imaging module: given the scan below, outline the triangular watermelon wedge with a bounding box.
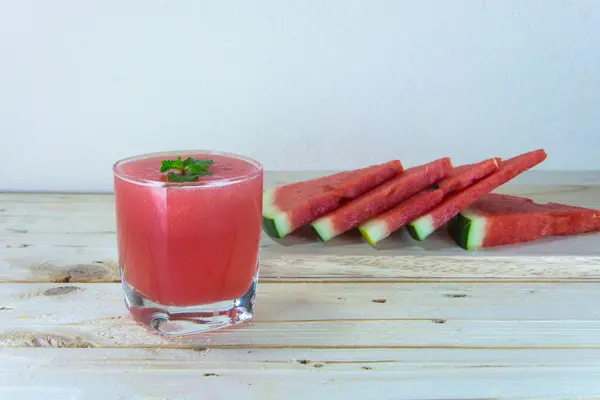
[407,149,547,241]
[262,160,403,238]
[311,158,453,241]
[449,193,600,249]
[437,158,501,194]
[359,188,446,246]
[358,157,500,246]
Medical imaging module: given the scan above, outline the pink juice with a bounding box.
[113,151,263,307]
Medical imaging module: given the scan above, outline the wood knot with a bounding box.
[26,333,97,348]
[372,299,387,303]
[43,286,82,296]
[444,294,468,298]
[191,347,210,355]
[6,228,27,233]
[67,264,110,281]
[33,262,119,283]
[0,332,98,348]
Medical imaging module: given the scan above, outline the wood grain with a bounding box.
[1,347,600,400]
[2,248,600,283]
[2,282,600,349]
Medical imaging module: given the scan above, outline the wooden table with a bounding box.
[1,171,600,399]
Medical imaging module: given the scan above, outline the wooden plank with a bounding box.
[4,282,600,322]
[1,347,600,399]
[0,215,115,234]
[2,227,600,257]
[2,246,600,283]
[2,282,600,349]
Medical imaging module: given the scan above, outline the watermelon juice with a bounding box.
[113,150,263,334]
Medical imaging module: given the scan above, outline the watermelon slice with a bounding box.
[358,157,500,246]
[262,160,403,238]
[359,188,445,246]
[407,149,547,241]
[311,158,453,241]
[449,193,600,249]
[437,158,501,194]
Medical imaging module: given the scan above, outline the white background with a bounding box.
[1,1,599,193]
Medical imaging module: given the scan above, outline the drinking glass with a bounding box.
[113,150,263,335]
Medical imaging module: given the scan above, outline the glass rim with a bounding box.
[113,149,263,188]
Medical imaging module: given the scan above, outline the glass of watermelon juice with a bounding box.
[113,150,263,335]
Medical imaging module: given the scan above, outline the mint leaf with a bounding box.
[160,157,185,173]
[188,159,214,168]
[166,172,201,182]
[162,156,213,182]
[184,163,214,175]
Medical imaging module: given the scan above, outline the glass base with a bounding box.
[122,272,257,336]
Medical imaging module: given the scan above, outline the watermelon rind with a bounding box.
[448,209,486,250]
[261,216,282,239]
[262,187,292,239]
[312,218,335,241]
[406,216,434,241]
[448,214,469,249]
[358,220,389,247]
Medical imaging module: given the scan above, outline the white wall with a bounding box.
[1,0,599,193]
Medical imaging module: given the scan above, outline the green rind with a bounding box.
[262,187,292,238]
[448,214,471,250]
[406,216,434,241]
[358,220,389,247]
[465,212,486,250]
[262,216,282,239]
[312,218,335,242]
[311,225,324,241]
[405,224,421,241]
[448,211,486,250]
[358,226,376,246]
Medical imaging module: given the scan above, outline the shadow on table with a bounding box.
[265,224,460,252]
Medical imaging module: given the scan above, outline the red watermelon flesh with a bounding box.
[311,158,453,241]
[359,157,499,245]
[359,188,446,246]
[451,193,600,249]
[407,149,547,241]
[262,160,403,238]
[437,158,501,195]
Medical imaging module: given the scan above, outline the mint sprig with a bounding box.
[160,156,213,182]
